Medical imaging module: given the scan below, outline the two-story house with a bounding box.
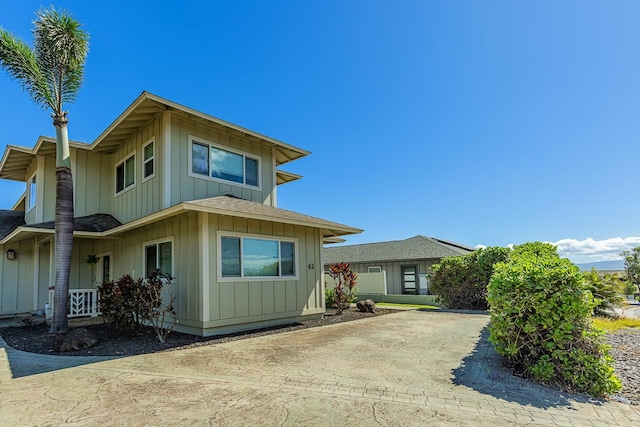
[0,92,361,336]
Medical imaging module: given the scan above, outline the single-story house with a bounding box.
[0,91,362,336]
[324,235,473,295]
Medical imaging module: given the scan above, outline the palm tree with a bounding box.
[0,8,89,333]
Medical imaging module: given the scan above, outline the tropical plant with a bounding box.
[85,254,100,286]
[487,242,621,397]
[429,246,510,309]
[621,247,640,291]
[0,7,89,333]
[326,263,358,314]
[582,268,625,316]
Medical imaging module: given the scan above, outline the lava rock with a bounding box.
[54,328,99,352]
[356,299,376,313]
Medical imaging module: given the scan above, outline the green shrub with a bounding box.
[429,246,510,309]
[582,268,625,315]
[487,242,621,397]
[326,263,358,314]
[324,287,335,310]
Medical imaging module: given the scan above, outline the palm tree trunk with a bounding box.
[49,116,74,334]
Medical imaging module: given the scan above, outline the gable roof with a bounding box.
[0,92,308,182]
[323,235,473,264]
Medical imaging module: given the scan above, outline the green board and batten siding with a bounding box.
[0,241,34,315]
[170,115,276,209]
[112,119,164,223]
[200,213,324,335]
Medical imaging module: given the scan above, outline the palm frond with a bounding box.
[0,29,51,110]
[33,7,89,114]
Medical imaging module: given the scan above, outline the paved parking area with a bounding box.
[1,310,639,426]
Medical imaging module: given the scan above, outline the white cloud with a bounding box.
[552,237,640,263]
[473,237,640,264]
[474,244,487,250]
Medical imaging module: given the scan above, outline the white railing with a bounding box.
[47,289,101,319]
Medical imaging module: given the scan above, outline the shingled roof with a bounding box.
[324,235,473,264]
[0,210,26,240]
[28,214,122,233]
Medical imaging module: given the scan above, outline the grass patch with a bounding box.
[592,316,640,332]
[375,302,440,310]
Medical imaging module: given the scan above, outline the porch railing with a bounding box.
[47,289,101,319]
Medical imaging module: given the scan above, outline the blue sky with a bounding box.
[1,1,639,263]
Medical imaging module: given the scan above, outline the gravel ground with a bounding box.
[607,328,640,405]
[0,308,393,357]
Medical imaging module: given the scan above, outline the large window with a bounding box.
[144,239,173,277]
[27,174,36,211]
[220,234,296,279]
[116,153,135,194]
[143,139,155,180]
[190,137,260,188]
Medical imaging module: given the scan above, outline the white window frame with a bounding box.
[188,135,262,190]
[27,173,37,212]
[143,237,174,279]
[217,231,298,282]
[95,252,113,284]
[142,138,155,182]
[368,266,382,273]
[115,150,136,196]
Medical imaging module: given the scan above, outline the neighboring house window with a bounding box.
[144,239,173,277]
[368,266,382,273]
[115,152,135,194]
[220,234,296,279]
[190,137,260,188]
[27,174,36,211]
[143,139,155,180]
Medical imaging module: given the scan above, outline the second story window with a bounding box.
[115,152,135,194]
[190,137,260,188]
[143,139,155,180]
[27,174,36,211]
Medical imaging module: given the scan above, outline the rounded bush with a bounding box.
[487,242,621,397]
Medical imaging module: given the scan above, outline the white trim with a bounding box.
[216,231,298,282]
[142,236,175,277]
[188,135,262,190]
[95,252,114,284]
[163,110,171,208]
[142,137,155,182]
[271,146,277,206]
[26,172,37,213]
[33,239,39,311]
[114,150,136,196]
[200,213,210,322]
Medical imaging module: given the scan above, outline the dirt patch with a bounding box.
[0,308,395,357]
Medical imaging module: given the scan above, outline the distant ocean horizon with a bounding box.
[575,260,625,271]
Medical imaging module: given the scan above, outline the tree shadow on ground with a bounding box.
[451,326,607,410]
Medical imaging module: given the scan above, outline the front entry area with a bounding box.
[401,265,418,294]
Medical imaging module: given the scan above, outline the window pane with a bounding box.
[103,255,110,282]
[159,242,172,276]
[192,142,209,175]
[280,242,295,276]
[29,176,36,209]
[144,142,154,161]
[116,163,124,192]
[125,156,135,187]
[221,237,241,277]
[145,245,157,277]
[144,159,154,178]
[245,157,258,187]
[211,146,243,183]
[243,238,278,277]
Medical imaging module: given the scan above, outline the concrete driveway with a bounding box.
[1,310,638,426]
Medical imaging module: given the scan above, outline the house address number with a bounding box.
[308,264,315,270]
